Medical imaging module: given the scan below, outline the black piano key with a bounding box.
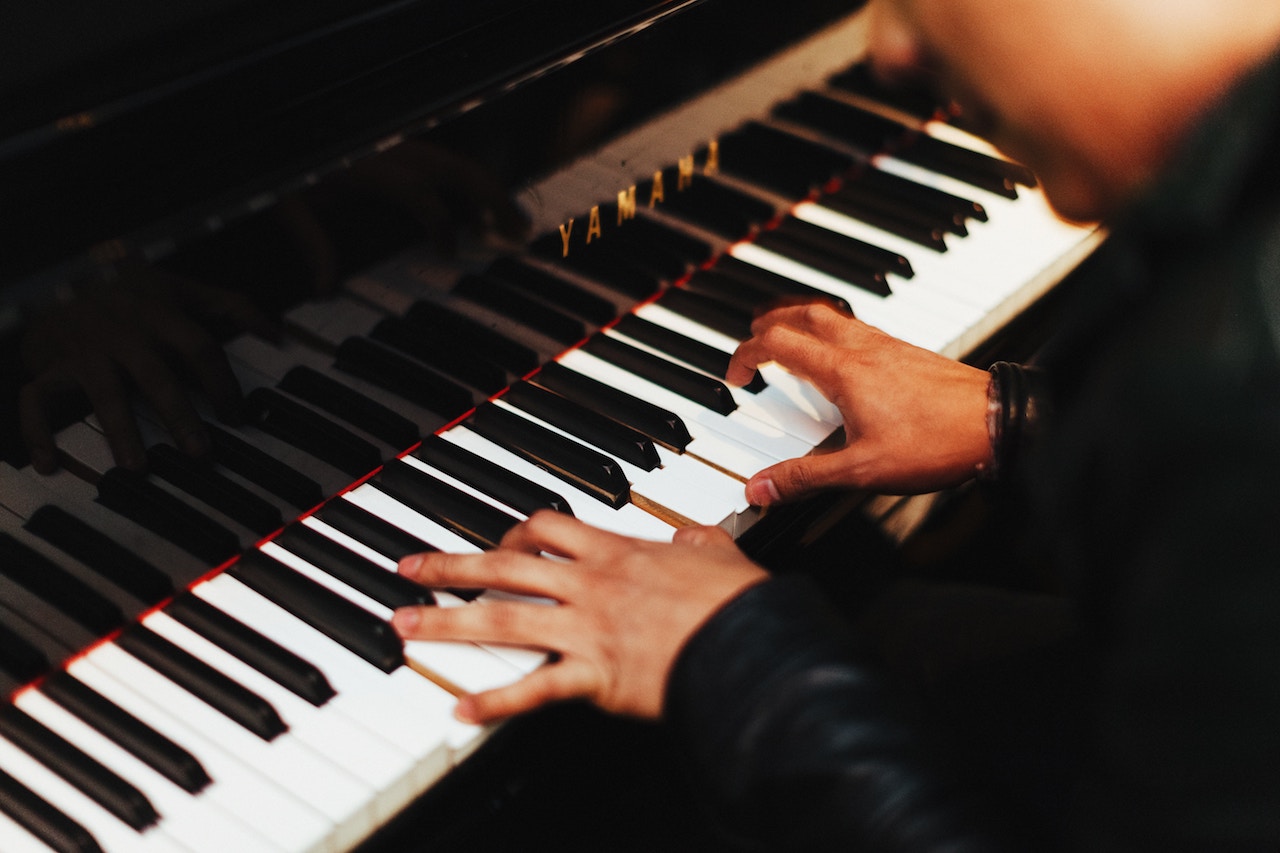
[0,705,158,831]
[548,243,668,301]
[227,550,405,673]
[0,619,52,684]
[402,301,540,376]
[531,361,692,451]
[41,673,211,795]
[717,121,856,197]
[779,94,1027,197]
[273,525,437,611]
[415,434,574,517]
[335,336,478,419]
[0,536,125,636]
[769,216,913,279]
[0,765,104,853]
[376,460,522,548]
[905,133,1035,194]
[484,257,618,325]
[315,499,439,562]
[115,626,287,742]
[22,507,173,607]
[468,403,632,509]
[245,388,384,479]
[835,172,966,237]
[165,593,335,708]
[684,265,846,318]
[609,214,715,270]
[366,318,509,395]
[146,444,284,537]
[773,92,907,153]
[209,425,325,511]
[752,225,894,297]
[855,165,988,223]
[679,268,777,316]
[502,382,661,471]
[820,186,953,250]
[639,169,775,238]
[94,467,241,566]
[711,255,854,312]
[612,315,767,394]
[655,286,754,340]
[0,587,88,665]
[827,62,945,121]
[581,334,738,415]
[453,275,588,345]
[278,366,421,451]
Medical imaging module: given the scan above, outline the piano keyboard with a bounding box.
[0,9,1101,852]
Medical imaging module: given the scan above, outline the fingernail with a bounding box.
[745,475,780,507]
[390,608,420,635]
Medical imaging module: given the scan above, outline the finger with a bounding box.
[497,509,620,561]
[453,661,597,723]
[744,451,865,506]
[112,342,211,459]
[17,375,70,473]
[139,313,245,428]
[397,549,568,600]
[727,322,834,389]
[671,524,737,550]
[392,597,564,649]
[750,300,851,338]
[72,356,151,471]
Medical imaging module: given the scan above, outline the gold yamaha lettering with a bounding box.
[556,139,720,259]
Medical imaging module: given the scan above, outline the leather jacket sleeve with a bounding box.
[664,575,1005,852]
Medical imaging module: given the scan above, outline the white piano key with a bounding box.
[138,610,420,822]
[0,732,188,853]
[557,350,782,479]
[190,574,482,779]
[70,646,351,853]
[633,303,844,428]
[14,690,278,853]
[300,516,407,570]
[727,242,957,352]
[438,427,678,539]
[596,330,815,460]
[604,327,836,447]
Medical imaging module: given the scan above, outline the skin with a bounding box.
[393,0,1280,724]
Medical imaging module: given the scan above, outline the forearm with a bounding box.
[665,576,1004,852]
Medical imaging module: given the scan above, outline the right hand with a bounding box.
[725,302,993,503]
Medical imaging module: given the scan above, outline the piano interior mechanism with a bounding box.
[0,1,1103,850]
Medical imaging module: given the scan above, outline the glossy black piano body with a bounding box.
[0,1,1102,850]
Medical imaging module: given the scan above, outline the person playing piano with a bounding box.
[391,0,1280,849]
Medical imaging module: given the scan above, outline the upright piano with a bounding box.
[0,1,1102,850]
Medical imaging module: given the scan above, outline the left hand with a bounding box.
[392,511,767,724]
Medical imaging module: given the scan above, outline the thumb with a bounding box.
[745,452,857,506]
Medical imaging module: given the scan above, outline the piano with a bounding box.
[0,1,1103,850]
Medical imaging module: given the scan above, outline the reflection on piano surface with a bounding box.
[0,2,1102,850]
